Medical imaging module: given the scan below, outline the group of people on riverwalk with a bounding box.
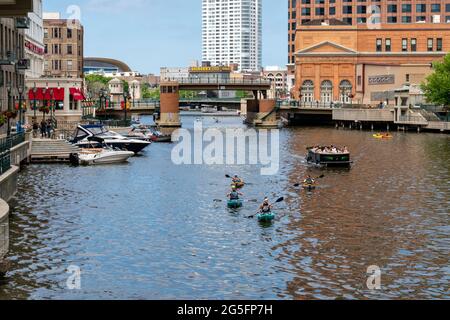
[32,119,53,138]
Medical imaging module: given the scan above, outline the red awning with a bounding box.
[70,88,86,101]
[53,88,65,101]
[28,88,65,101]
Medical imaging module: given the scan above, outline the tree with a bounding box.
[85,74,110,100]
[421,53,450,107]
[141,85,160,100]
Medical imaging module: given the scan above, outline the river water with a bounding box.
[0,116,448,300]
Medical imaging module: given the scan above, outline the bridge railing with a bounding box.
[0,150,11,175]
[278,100,344,109]
[0,132,25,154]
[166,78,271,86]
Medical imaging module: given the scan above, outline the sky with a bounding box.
[43,0,287,74]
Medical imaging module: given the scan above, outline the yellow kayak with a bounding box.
[232,181,245,189]
[303,183,317,190]
[373,133,393,139]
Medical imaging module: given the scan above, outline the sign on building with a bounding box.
[368,75,395,85]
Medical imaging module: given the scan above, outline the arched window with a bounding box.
[320,80,333,104]
[301,80,314,103]
[339,80,353,104]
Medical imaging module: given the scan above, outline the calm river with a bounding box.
[0,116,449,300]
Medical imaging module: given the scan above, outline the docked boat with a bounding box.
[201,106,217,113]
[306,146,352,168]
[71,125,151,154]
[126,125,172,143]
[79,148,135,165]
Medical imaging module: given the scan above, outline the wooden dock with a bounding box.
[31,139,80,163]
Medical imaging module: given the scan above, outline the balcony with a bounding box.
[0,0,34,18]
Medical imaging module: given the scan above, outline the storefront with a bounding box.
[25,77,85,124]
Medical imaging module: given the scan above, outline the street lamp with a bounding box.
[32,85,38,121]
[123,90,131,124]
[6,82,12,136]
[18,85,24,130]
[49,88,54,122]
[99,88,107,119]
[132,84,136,110]
[42,87,47,121]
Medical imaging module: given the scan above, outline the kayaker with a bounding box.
[259,198,273,213]
[303,175,315,185]
[232,175,243,185]
[228,186,243,200]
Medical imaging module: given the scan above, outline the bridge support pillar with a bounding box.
[254,99,279,128]
[157,83,181,135]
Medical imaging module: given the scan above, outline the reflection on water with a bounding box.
[0,116,449,300]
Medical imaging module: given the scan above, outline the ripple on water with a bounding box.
[0,121,449,300]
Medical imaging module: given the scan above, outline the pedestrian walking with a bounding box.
[40,120,46,138]
[46,119,52,138]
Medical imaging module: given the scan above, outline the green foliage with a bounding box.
[85,74,110,85]
[235,90,250,99]
[179,90,199,99]
[421,54,450,106]
[122,80,129,93]
[85,74,110,99]
[142,86,160,100]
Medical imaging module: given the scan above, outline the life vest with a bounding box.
[230,191,239,200]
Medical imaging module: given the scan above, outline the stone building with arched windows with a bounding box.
[293,19,450,106]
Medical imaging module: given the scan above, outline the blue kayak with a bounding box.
[257,212,276,222]
[227,199,243,208]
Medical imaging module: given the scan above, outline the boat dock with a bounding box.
[30,139,80,163]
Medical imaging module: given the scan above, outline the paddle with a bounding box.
[214,199,258,203]
[293,175,325,187]
[247,197,284,219]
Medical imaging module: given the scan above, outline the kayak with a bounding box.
[231,181,245,189]
[257,212,276,222]
[373,134,393,139]
[227,199,243,209]
[303,184,316,190]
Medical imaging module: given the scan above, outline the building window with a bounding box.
[339,80,353,104]
[385,39,391,52]
[376,38,382,52]
[402,39,408,52]
[428,38,434,51]
[437,38,443,51]
[320,80,333,104]
[301,80,314,103]
[411,38,417,52]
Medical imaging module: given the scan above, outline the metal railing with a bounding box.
[397,115,428,124]
[0,132,25,154]
[86,119,132,128]
[278,100,344,109]
[0,150,11,175]
[167,78,271,86]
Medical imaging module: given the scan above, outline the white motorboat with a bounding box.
[71,124,151,154]
[78,147,134,165]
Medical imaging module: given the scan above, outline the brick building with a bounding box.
[293,22,449,105]
[288,0,450,65]
[43,12,83,78]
